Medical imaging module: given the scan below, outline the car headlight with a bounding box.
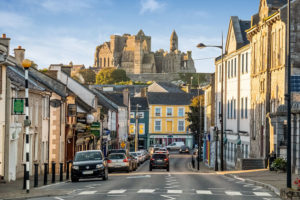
[96,164,104,169]
[72,165,79,170]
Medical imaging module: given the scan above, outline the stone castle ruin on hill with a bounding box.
[93,30,196,75]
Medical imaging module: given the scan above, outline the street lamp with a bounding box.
[197,33,224,171]
[22,59,32,193]
[135,104,142,152]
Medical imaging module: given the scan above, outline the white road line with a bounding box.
[167,190,182,194]
[252,186,263,190]
[108,189,127,194]
[54,197,64,200]
[225,191,242,196]
[79,191,97,195]
[161,195,178,200]
[137,189,155,193]
[196,190,212,194]
[253,192,272,197]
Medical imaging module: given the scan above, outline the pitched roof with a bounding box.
[148,82,185,93]
[92,89,118,111]
[131,97,148,110]
[147,92,192,105]
[102,92,127,107]
[7,66,45,91]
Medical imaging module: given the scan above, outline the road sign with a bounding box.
[91,122,100,137]
[121,141,126,148]
[13,98,24,115]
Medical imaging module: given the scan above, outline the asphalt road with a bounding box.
[29,153,280,200]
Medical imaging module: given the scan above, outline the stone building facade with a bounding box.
[93,30,196,75]
[247,0,300,174]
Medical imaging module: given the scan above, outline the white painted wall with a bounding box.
[0,66,6,177]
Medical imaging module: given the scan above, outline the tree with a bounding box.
[96,68,130,84]
[79,69,96,84]
[187,95,204,144]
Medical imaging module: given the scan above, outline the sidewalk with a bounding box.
[222,169,300,196]
[0,174,72,200]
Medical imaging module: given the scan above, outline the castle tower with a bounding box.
[170,30,178,52]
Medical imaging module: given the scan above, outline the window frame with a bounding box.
[154,119,162,132]
[178,107,185,117]
[155,107,162,117]
[166,107,173,117]
[177,119,185,132]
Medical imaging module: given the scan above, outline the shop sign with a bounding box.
[12,98,24,115]
[91,122,100,137]
[68,104,77,117]
[77,117,87,124]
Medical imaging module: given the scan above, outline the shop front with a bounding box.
[149,134,193,148]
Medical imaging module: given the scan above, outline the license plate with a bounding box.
[157,160,163,162]
[82,170,93,175]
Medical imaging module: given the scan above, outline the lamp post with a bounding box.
[22,59,32,193]
[286,0,292,188]
[197,33,224,171]
[197,76,201,171]
[135,104,141,152]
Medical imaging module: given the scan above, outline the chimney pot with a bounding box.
[2,34,6,38]
[18,45,22,49]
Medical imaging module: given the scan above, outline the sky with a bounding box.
[0,0,259,73]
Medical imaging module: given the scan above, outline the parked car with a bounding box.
[137,151,146,163]
[166,142,185,151]
[179,145,190,154]
[71,150,108,182]
[107,153,132,173]
[155,147,169,154]
[130,152,142,165]
[108,149,129,157]
[129,154,138,171]
[149,153,169,171]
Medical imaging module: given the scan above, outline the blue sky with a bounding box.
[0,0,259,72]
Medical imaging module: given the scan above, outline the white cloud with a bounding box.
[0,11,32,29]
[140,0,165,14]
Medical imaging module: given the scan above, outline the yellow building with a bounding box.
[147,92,193,148]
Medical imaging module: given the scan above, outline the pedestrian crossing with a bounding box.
[78,189,273,197]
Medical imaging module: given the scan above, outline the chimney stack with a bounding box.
[123,88,129,106]
[14,46,25,66]
[0,33,11,55]
[141,87,147,97]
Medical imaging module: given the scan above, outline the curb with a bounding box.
[224,173,280,197]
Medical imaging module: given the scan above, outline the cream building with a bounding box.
[93,30,196,75]
[215,16,251,168]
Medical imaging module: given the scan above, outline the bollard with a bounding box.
[34,163,38,187]
[23,164,26,190]
[66,161,70,180]
[59,163,63,182]
[44,163,48,185]
[51,162,56,183]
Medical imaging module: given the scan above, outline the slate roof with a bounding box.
[92,89,118,112]
[7,66,45,91]
[239,20,251,46]
[151,82,185,93]
[147,92,192,105]
[90,85,148,96]
[131,97,148,110]
[267,0,287,9]
[102,92,127,107]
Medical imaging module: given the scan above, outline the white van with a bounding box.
[166,142,185,151]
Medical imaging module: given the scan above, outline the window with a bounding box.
[155,107,161,117]
[241,98,244,118]
[178,108,184,117]
[178,120,185,132]
[219,102,221,115]
[231,59,233,78]
[167,107,173,117]
[219,65,222,82]
[42,97,49,119]
[227,61,230,78]
[108,58,110,67]
[230,99,233,119]
[242,54,244,74]
[245,52,248,73]
[137,112,144,118]
[245,144,249,158]
[234,58,236,77]
[234,99,236,119]
[227,100,230,118]
[245,97,248,118]
[155,120,161,131]
[130,112,135,119]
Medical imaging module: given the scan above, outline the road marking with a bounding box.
[208,188,225,190]
[243,184,254,187]
[254,192,272,197]
[225,191,242,196]
[107,195,127,197]
[196,190,212,194]
[167,190,182,194]
[165,185,180,189]
[79,191,97,195]
[108,190,126,194]
[127,175,151,179]
[137,189,155,193]
[161,195,179,200]
[252,186,263,190]
[54,197,64,200]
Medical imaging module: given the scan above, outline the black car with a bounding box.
[71,150,108,182]
[179,145,190,154]
[149,153,169,171]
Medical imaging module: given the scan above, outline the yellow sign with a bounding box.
[121,141,126,148]
[129,124,135,134]
[139,124,144,135]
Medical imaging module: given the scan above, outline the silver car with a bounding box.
[107,153,131,173]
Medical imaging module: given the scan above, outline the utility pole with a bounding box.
[22,59,32,193]
[286,0,291,188]
[197,75,201,171]
[135,104,140,152]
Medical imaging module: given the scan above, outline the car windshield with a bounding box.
[152,154,167,159]
[130,153,137,156]
[109,150,125,154]
[74,151,102,162]
[108,153,125,159]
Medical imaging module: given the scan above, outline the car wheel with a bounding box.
[167,166,170,172]
[127,167,130,173]
[103,168,108,180]
[71,177,79,182]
